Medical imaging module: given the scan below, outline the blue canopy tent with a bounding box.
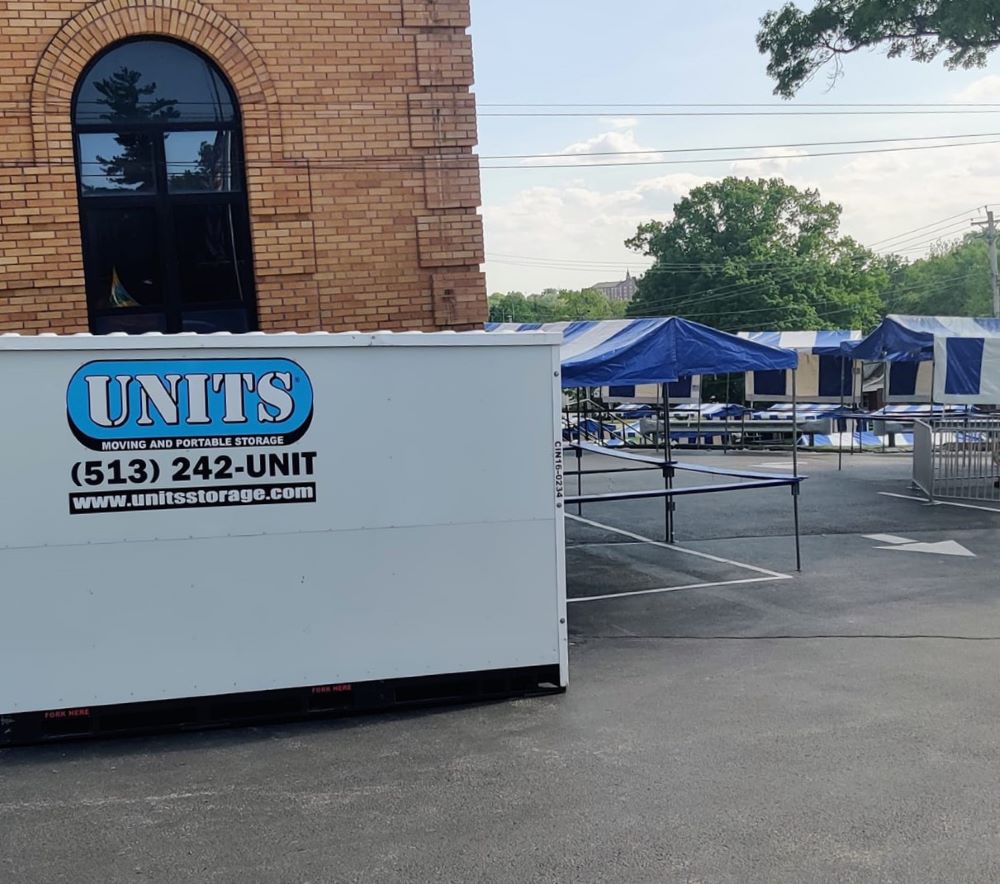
[486,318,798,386]
[486,317,799,449]
[486,318,806,563]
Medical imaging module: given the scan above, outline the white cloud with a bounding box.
[482,173,709,292]
[953,75,1000,103]
[821,141,997,253]
[484,122,1000,293]
[522,128,656,166]
[599,116,640,130]
[727,147,809,178]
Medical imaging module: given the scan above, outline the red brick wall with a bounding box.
[0,0,486,333]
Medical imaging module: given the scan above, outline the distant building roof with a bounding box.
[588,271,638,301]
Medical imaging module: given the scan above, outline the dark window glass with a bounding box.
[667,377,693,399]
[165,130,238,192]
[888,361,919,397]
[753,369,788,396]
[182,309,251,334]
[83,207,163,309]
[818,355,852,398]
[78,133,155,194]
[93,313,168,335]
[172,203,251,305]
[74,40,235,125]
[74,39,256,335]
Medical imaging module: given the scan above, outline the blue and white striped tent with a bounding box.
[604,376,700,406]
[869,404,969,418]
[808,431,914,451]
[486,318,797,388]
[751,402,843,421]
[670,402,746,420]
[845,316,1000,404]
[934,336,1000,404]
[738,330,861,403]
[739,330,860,354]
[845,315,1000,362]
[883,361,934,403]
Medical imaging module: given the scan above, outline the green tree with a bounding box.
[91,67,179,191]
[557,288,627,319]
[758,1,1000,97]
[488,288,628,322]
[488,291,556,322]
[625,176,886,331]
[882,235,993,315]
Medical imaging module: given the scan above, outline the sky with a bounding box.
[468,0,1000,294]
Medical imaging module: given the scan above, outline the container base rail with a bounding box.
[1,665,563,747]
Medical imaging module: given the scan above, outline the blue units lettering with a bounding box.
[67,358,313,449]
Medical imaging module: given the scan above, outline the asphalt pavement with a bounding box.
[5,452,1000,883]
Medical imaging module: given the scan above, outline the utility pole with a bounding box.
[973,209,1000,317]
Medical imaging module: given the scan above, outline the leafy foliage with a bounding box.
[882,235,993,315]
[488,288,628,322]
[625,177,886,331]
[758,1,1000,96]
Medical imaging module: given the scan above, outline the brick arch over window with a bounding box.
[30,0,282,166]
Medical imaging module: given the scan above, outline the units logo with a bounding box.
[67,358,314,451]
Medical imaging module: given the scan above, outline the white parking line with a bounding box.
[566,513,793,580]
[568,575,792,604]
[753,461,812,469]
[878,491,1000,514]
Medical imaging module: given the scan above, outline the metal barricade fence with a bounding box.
[912,417,1000,502]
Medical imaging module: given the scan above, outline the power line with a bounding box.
[873,220,978,254]
[478,102,1000,108]
[480,138,1000,170]
[491,206,998,272]
[632,273,978,322]
[20,100,1000,112]
[624,266,852,314]
[10,134,1000,175]
[488,259,847,280]
[480,110,1000,118]
[489,216,992,288]
[628,269,977,317]
[488,234,960,275]
[488,254,803,271]
[866,206,988,248]
[489,131,1000,161]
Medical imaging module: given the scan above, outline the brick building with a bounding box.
[0,0,486,334]
[588,271,637,303]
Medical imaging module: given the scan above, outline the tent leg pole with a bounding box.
[655,383,662,455]
[696,378,702,450]
[576,388,583,516]
[792,368,802,571]
[838,356,846,471]
[726,372,732,453]
[793,485,802,572]
[664,383,674,544]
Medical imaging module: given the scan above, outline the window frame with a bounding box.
[72,37,258,335]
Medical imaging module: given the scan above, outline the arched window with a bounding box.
[73,38,257,334]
